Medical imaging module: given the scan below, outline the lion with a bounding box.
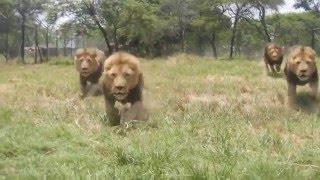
[74,48,106,97]
[264,43,284,73]
[284,46,318,104]
[101,52,148,125]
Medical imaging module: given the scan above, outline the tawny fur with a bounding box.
[284,46,318,104]
[101,52,148,125]
[264,43,284,73]
[74,48,106,97]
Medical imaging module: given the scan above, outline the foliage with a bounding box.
[0,0,320,60]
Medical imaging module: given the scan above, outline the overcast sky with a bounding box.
[279,0,304,13]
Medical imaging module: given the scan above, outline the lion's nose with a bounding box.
[115,85,125,91]
[82,67,88,71]
[300,69,307,73]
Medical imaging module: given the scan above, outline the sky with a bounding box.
[279,0,304,13]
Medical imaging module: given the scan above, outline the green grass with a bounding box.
[0,54,320,179]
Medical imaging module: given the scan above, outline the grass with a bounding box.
[0,54,320,179]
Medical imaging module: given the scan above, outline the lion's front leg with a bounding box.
[309,81,318,100]
[264,58,271,73]
[80,76,89,98]
[275,64,281,72]
[114,101,149,124]
[287,82,297,105]
[127,101,149,122]
[270,65,276,74]
[105,100,121,126]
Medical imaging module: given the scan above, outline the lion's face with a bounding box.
[75,53,99,77]
[266,45,282,61]
[288,47,316,81]
[103,53,141,101]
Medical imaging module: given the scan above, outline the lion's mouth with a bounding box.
[81,71,90,77]
[113,92,128,100]
[270,55,279,61]
[298,74,309,81]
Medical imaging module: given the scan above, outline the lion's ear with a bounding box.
[90,52,97,59]
[74,54,82,60]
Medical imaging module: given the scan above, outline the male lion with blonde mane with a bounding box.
[264,43,284,73]
[74,48,106,97]
[284,46,318,104]
[101,52,148,125]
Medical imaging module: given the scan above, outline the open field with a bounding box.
[0,55,320,179]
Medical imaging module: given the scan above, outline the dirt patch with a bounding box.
[205,75,246,83]
[36,86,56,97]
[0,84,14,94]
[166,54,206,66]
[187,93,229,107]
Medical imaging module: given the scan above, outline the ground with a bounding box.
[0,55,320,179]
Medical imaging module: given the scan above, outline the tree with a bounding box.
[159,0,196,52]
[225,0,251,59]
[57,0,113,53]
[100,0,126,51]
[15,0,44,63]
[33,23,43,63]
[269,12,320,47]
[295,0,320,15]
[42,0,59,61]
[0,0,16,61]
[190,0,230,58]
[121,0,165,56]
[246,0,284,42]
[59,22,73,56]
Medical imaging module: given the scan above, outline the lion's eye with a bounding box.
[296,61,301,65]
[124,72,131,77]
[109,72,117,78]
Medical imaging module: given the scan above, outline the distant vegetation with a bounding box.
[0,0,320,62]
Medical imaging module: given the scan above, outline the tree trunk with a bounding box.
[210,32,218,59]
[55,36,59,57]
[34,47,37,64]
[311,29,316,49]
[4,26,9,62]
[259,7,272,42]
[63,36,67,56]
[20,13,26,63]
[70,37,73,57]
[34,24,43,63]
[113,25,119,51]
[229,16,239,59]
[34,25,39,63]
[84,2,113,53]
[38,46,43,63]
[45,27,49,61]
[180,27,186,52]
[97,25,112,53]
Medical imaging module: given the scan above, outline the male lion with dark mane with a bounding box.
[101,52,148,125]
[264,43,284,74]
[284,46,318,104]
[74,48,106,97]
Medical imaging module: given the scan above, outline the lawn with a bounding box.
[0,55,319,179]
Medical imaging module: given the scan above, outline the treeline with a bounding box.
[0,0,319,62]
